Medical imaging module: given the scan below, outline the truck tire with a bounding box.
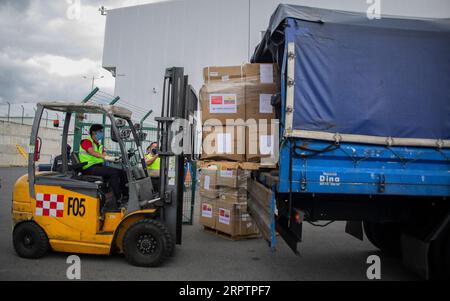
[13,221,49,259]
[444,235,450,279]
[123,219,174,267]
[363,221,402,256]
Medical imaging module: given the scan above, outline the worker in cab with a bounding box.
[79,124,127,210]
[145,142,160,193]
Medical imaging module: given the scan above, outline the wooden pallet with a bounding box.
[239,162,277,170]
[202,226,261,241]
[197,160,277,171]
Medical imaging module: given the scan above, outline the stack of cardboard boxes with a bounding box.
[198,161,258,237]
[198,63,278,238]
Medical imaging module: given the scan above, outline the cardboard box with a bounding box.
[201,125,246,162]
[219,187,247,203]
[203,65,244,83]
[200,83,246,124]
[199,197,217,229]
[246,121,277,162]
[199,168,219,199]
[244,63,278,84]
[245,83,277,121]
[216,161,249,188]
[216,200,259,236]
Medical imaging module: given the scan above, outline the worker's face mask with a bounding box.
[151,148,158,155]
[95,131,104,141]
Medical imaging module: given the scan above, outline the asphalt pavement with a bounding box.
[0,167,417,281]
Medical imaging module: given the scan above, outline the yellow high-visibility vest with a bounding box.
[78,136,104,170]
[145,153,160,170]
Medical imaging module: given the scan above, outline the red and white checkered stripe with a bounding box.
[35,193,64,217]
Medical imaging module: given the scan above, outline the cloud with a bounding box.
[0,0,32,11]
[26,55,99,77]
[0,0,116,104]
[0,0,171,106]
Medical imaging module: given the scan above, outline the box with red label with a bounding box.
[200,83,245,124]
[199,197,217,229]
[215,200,259,237]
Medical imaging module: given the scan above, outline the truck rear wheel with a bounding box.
[444,235,450,278]
[123,219,174,267]
[363,221,402,256]
[13,221,49,259]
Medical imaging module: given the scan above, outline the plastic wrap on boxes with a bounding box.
[219,187,247,203]
[246,120,278,163]
[199,167,219,199]
[216,161,250,188]
[201,125,246,162]
[200,63,279,164]
[243,63,278,84]
[203,65,244,84]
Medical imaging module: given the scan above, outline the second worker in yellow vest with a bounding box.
[145,142,160,193]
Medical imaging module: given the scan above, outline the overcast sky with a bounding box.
[0,0,164,108]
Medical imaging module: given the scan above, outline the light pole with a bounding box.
[83,75,104,90]
[21,105,24,124]
[6,101,10,122]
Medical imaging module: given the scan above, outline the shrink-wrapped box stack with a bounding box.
[198,63,279,238]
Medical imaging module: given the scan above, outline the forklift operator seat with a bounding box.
[70,152,103,183]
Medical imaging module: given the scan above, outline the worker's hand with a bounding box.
[104,155,120,162]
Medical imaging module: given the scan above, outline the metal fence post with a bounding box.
[189,161,197,225]
[73,87,100,153]
[102,96,120,144]
[21,105,24,124]
[6,101,10,122]
[140,110,153,127]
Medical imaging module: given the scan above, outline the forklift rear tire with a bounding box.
[123,219,174,267]
[363,221,402,256]
[13,221,49,259]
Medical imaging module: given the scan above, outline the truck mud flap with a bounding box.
[401,233,430,279]
[247,178,276,251]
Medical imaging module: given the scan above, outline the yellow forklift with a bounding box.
[11,67,197,266]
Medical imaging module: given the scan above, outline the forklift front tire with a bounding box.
[123,219,174,267]
[13,221,50,259]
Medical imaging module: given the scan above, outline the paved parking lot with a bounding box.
[0,167,417,280]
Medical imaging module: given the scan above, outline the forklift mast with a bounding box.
[156,67,198,245]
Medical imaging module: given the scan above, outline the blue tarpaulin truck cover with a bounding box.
[252,4,450,147]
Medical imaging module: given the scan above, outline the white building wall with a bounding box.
[103,0,450,121]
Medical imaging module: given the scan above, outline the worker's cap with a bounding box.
[89,124,104,135]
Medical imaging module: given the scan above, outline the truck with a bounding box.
[247,4,450,279]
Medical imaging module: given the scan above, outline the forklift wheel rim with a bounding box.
[137,234,158,255]
[23,234,34,249]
